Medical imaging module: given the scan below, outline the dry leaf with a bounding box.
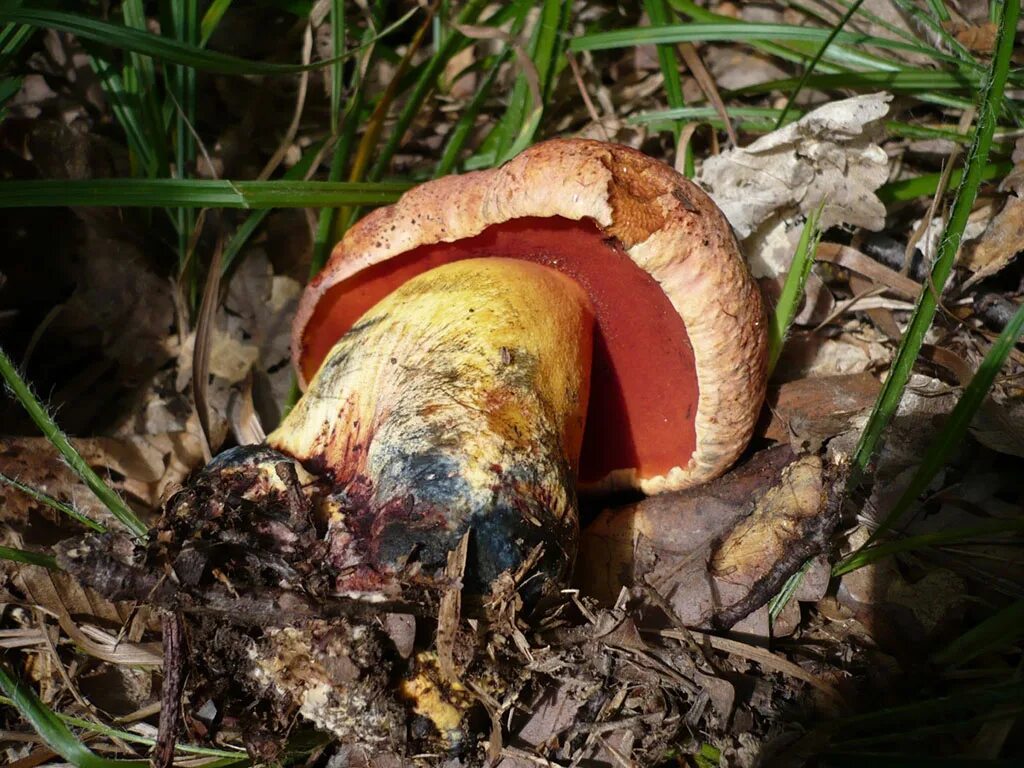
[0,433,202,526]
[576,447,834,637]
[774,323,893,381]
[945,20,998,54]
[970,394,1024,458]
[960,194,1024,288]
[763,372,881,448]
[11,565,161,666]
[697,92,892,240]
[838,529,967,655]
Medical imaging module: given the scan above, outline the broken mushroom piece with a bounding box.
[293,139,767,494]
[269,258,594,598]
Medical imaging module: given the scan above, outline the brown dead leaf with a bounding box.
[577,447,838,637]
[763,372,881,446]
[0,433,202,529]
[960,194,1024,288]
[945,20,998,54]
[816,243,922,299]
[578,446,797,605]
[970,394,1024,458]
[837,528,967,657]
[502,684,582,758]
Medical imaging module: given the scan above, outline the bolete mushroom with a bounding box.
[265,138,767,600]
[290,138,767,495]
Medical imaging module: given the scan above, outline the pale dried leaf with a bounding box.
[13,566,162,665]
[697,93,892,240]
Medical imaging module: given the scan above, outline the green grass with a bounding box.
[0,544,58,570]
[0,346,148,538]
[833,518,1024,577]
[767,203,824,377]
[642,0,693,175]
[878,161,1015,203]
[0,664,150,768]
[0,4,356,75]
[774,0,866,127]
[0,178,409,208]
[849,0,1020,487]
[365,0,491,182]
[0,472,105,532]
[0,694,249,761]
[843,298,1024,562]
[0,686,250,765]
[811,680,1024,748]
[934,600,1024,668]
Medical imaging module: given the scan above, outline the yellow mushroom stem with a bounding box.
[268,257,595,597]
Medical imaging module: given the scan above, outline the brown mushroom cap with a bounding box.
[293,139,767,493]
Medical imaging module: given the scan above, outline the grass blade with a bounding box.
[87,54,157,177]
[329,0,344,135]
[366,0,489,181]
[775,0,866,127]
[0,22,33,69]
[221,142,326,275]
[849,0,1020,484]
[169,0,200,284]
[0,178,409,208]
[643,0,692,175]
[199,0,232,47]
[768,559,811,622]
[833,518,1024,576]
[0,74,19,121]
[0,5,347,76]
[0,545,58,569]
[0,664,149,768]
[571,21,960,66]
[492,0,567,163]
[14,701,248,760]
[631,105,1021,147]
[820,681,1024,738]
[121,0,165,176]
[0,346,147,538]
[768,204,823,376]
[864,299,1023,546]
[877,161,1013,203]
[735,69,980,94]
[0,472,105,532]
[934,600,1024,667]
[433,47,507,177]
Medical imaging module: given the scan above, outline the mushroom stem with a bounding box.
[268,258,595,597]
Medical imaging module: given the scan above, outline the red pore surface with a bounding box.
[301,217,698,485]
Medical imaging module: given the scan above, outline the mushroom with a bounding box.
[264,138,767,601]
[290,138,767,495]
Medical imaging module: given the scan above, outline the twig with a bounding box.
[155,613,186,768]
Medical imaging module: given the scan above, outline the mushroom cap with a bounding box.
[293,139,767,493]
